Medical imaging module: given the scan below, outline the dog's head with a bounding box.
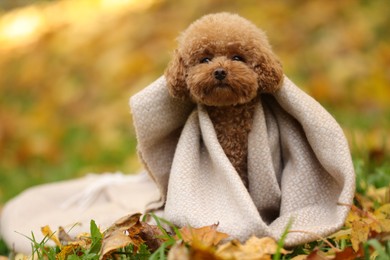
[165,13,283,107]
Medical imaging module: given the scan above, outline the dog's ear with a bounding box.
[253,48,284,93]
[164,49,189,100]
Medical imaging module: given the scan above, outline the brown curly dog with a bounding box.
[165,13,284,188]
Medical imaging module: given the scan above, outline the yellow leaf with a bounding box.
[364,217,381,233]
[215,239,240,259]
[58,226,74,244]
[241,237,278,256]
[366,186,390,205]
[374,203,390,220]
[329,228,351,241]
[179,223,229,247]
[216,236,280,260]
[100,231,134,260]
[350,221,369,252]
[290,256,308,260]
[100,213,144,260]
[345,210,361,228]
[167,242,190,260]
[370,203,390,232]
[41,225,61,248]
[378,219,390,232]
[56,244,80,260]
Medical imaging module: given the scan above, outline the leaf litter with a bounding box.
[8,186,390,260]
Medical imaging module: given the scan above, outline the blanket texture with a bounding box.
[130,75,355,246]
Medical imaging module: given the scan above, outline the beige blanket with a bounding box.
[130,75,355,246]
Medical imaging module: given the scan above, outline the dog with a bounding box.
[164,13,284,188]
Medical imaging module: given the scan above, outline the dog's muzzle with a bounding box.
[214,68,227,80]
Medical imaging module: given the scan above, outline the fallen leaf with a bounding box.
[56,244,80,260]
[350,220,369,252]
[290,255,309,260]
[105,212,143,232]
[242,237,278,256]
[328,228,351,241]
[366,186,390,205]
[190,244,220,260]
[100,231,135,260]
[306,249,328,260]
[138,221,165,251]
[179,223,229,247]
[58,226,74,245]
[215,239,241,259]
[216,236,281,260]
[167,242,190,260]
[41,225,61,248]
[100,213,144,260]
[333,246,365,260]
[374,204,390,232]
[345,210,361,228]
[374,203,390,220]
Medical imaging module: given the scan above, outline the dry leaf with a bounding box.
[367,186,390,205]
[374,204,390,232]
[56,244,80,260]
[106,212,143,232]
[216,236,280,260]
[306,249,328,260]
[290,256,309,260]
[100,213,144,260]
[333,246,364,260]
[138,222,165,251]
[100,231,134,260]
[58,226,74,245]
[179,223,229,247]
[328,228,351,241]
[190,244,220,260]
[350,220,369,252]
[167,242,190,260]
[215,239,241,259]
[41,225,61,248]
[169,241,221,260]
[374,203,390,220]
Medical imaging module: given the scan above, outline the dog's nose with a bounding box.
[214,68,227,80]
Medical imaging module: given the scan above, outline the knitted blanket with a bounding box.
[130,75,355,246]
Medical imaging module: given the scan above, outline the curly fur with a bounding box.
[165,13,283,188]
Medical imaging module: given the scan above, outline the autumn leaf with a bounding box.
[350,220,369,252]
[58,226,75,245]
[290,256,308,260]
[305,249,328,260]
[167,242,190,260]
[137,221,165,251]
[329,228,351,241]
[56,244,81,260]
[100,231,134,260]
[216,236,282,260]
[168,241,220,260]
[333,246,365,260]
[41,225,61,248]
[178,223,229,247]
[374,203,390,232]
[100,213,144,260]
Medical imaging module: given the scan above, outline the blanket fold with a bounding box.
[130,75,355,246]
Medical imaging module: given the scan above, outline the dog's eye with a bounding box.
[232,55,245,62]
[200,57,212,63]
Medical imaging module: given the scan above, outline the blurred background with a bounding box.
[0,0,389,207]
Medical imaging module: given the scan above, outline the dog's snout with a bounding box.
[214,68,227,80]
